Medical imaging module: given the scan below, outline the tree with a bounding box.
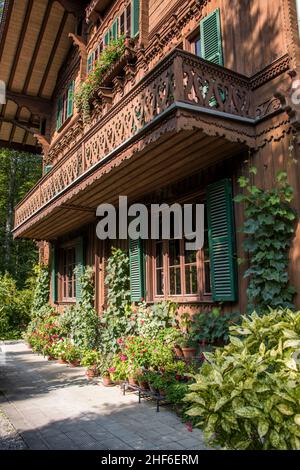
[0,149,42,287]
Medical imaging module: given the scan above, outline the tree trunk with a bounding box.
[4,152,17,271]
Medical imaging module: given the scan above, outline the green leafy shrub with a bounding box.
[100,247,132,354]
[60,267,100,350]
[30,264,50,317]
[184,308,300,450]
[236,170,297,312]
[0,273,32,339]
[192,308,241,346]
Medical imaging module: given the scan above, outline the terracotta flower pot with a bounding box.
[102,375,113,386]
[138,380,149,391]
[174,346,184,358]
[128,377,139,386]
[68,359,80,367]
[182,347,197,359]
[86,368,98,379]
[58,358,68,364]
[47,356,56,361]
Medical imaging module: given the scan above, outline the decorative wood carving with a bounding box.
[34,134,50,159]
[13,49,295,231]
[69,33,87,81]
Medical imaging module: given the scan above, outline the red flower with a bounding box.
[117,338,123,344]
[185,422,193,433]
[120,355,127,362]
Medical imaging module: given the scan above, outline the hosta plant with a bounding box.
[184,308,300,450]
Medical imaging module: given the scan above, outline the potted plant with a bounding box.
[64,342,81,367]
[178,313,198,359]
[81,350,100,378]
[136,372,149,390]
[52,339,68,364]
[98,357,114,386]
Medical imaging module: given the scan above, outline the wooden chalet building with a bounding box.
[1,0,300,314]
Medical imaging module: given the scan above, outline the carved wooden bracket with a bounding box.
[69,33,87,81]
[34,133,50,159]
[97,87,113,104]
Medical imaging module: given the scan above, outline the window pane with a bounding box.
[195,37,201,57]
[156,269,163,296]
[156,242,163,268]
[185,265,198,295]
[126,4,131,36]
[169,239,180,267]
[120,12,125,35]
[184,245,196,264]
[169,267,181,295]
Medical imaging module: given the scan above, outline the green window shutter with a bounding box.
[75,236,85,302]
[111,18,118,41]
[51,245,58,303]
[206,179,237,302]
[67,80,74,118]
[131,0,140,38]
[56,96,62,130]
[44,164,53,174]
[104,30,110,46]
[129,238,145,302]
[200,8,223,65]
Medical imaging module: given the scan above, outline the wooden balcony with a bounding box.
[13,49,257,238]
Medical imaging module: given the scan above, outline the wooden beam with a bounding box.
[23,1,54,94]
[0,0,13,63]
[0,139,39,154]
[6,91,52,117]
[0,116,39,134]
[56,0,87,17]
[38,11,69,96]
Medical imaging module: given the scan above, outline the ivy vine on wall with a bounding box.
[236,167,297,313]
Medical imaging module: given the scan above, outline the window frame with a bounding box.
[59,244,77,303]
[150,195,212,303]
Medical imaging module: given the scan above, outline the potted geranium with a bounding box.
[81,350,100,378]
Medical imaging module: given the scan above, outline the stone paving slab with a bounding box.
[0,341,208,450]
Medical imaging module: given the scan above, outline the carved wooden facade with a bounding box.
[0,0,299,311]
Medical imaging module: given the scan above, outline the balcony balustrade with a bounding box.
[14,49,253,231]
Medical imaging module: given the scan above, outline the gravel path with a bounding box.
[0,407,26,450]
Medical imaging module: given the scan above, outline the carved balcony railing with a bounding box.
[14,49,253,231]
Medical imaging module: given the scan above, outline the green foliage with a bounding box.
[0,149,42,286]
[132,300,177,338]
[236,170,296,312]
[0,273,33,339]
[75,37,125,121]
[184,308,300,450]
[100,247,132,354]
[81,350,101,369]
[30,264,50,316]
[192,308,241,346]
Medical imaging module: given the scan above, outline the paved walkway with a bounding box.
[0,341,207,450]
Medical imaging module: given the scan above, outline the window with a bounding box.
[56,80,75,131]
[188,9,223,66]
[126,3,132,37]
[62,247,76,302]
[153,206,211,300]
[190,33,201,57]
